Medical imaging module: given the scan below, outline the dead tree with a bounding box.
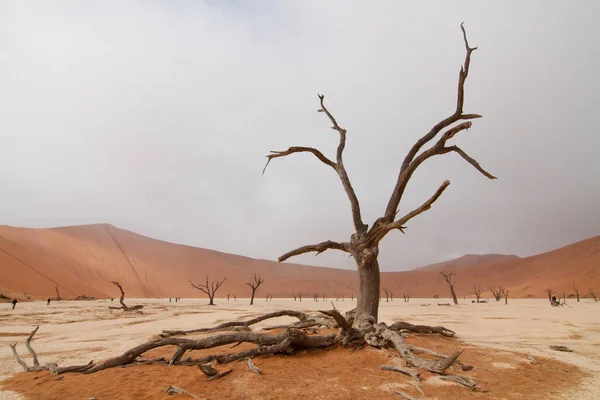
[383,287,391,302]
[588,288,598,302]
[190,274,226,306]
[246,273,264,306]
[403,293,411,303]
[298,293,303,302]
[233,294,237,301]
[263,24,494,325]
[545,288,554,302]
[227,293,231,301]
[471,285,483,303]
[490,286,505,302]
[55,286,62,301]
[572,284,580,302]
[108,281,144,313]
[440,271,459,305]
[313,293,319,302]
[504,290,509,305]
[8,25,487,386]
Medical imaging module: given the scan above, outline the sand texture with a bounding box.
[1,298,598,399]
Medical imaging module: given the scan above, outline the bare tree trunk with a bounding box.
[450,286,458,305]
[572,284,580,302]
[250,289,257,305]
[356,258,380,323]
[55,286,62,301]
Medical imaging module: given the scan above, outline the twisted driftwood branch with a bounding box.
[108,281,144,313]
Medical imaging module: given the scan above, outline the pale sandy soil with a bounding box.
[0,298,598,399]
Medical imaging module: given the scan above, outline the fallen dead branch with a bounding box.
[381,364,421,381]
[163,385,203,399]
[549,345,573,352]
[247,358,262,374]
[396,391,420,400]
[207,368,232,381]
[440,374,479,390]
[390,321,455,337]
[108,281,144,313]
[161,310,335,337]
[9,308,466,391]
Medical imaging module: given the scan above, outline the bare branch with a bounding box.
[385,181,450,236]
[262,147,335,174]
[189,281,210,296]
[263,94,366,234]
[442,145,497,179]
[278,240,350,262]
[318,94,367,233]
[384,23,486,221]
[190,274,227,305]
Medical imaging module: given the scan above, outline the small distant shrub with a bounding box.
[432,294,440,299]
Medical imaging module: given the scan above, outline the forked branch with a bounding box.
[384,23,493,222]
[264,94,366,235]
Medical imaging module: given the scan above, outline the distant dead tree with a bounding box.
[562,292,566,305]
[108,281,144,313]
[246,273,264,306]
[322,293,326,301]
[298,293,303,302]
[440,271,458,305]
[490,286,505,302]
[383,287,391,302]
[227,293,231,301]
[571,284,580,302]
[588,288,598,302]
[190,274,227,306]
[313,293,319,302]
[55,286,62,301]
[504,290,509,305]
[472,285,482,303]
[292,293,297,301]
[233,294,237,301]
[403,293,411,303]
[545,288,554,302]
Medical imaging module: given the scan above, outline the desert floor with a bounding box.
[0,298,598,399]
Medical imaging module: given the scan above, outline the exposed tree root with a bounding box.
[161,310,335,337]
[9,309,468,391]
[380,364,421,381]
[390,321,455,337]
[440,374,479,390]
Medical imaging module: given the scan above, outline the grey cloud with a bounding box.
[1,0,598,271]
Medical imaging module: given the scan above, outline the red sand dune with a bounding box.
[0,224,598,300]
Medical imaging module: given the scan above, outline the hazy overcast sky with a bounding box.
[1,1,598,271]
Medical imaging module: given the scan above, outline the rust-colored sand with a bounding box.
[2,335,583,400]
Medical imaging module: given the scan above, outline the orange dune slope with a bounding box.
[0,224,598,300]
